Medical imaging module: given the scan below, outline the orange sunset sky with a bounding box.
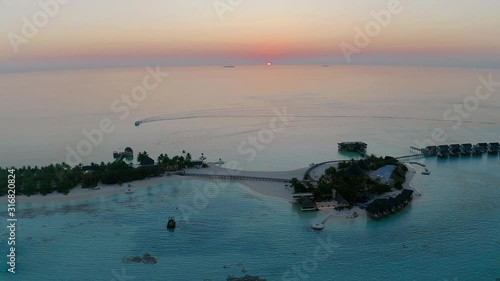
[1,0,499,73]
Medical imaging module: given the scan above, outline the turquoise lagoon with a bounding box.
[0,66,499,280]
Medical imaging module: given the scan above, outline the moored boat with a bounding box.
[167,217,176,229]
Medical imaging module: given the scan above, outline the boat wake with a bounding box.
[134,107,498,127]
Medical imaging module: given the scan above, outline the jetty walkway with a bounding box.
[180,172,291,183]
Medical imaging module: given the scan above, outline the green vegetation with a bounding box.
[290,155,408,204]
[0,149,204,197]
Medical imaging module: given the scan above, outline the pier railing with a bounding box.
[395,154,426,161]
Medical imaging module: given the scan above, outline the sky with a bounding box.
[0,0,499,73]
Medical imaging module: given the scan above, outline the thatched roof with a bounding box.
[297,197,316,210]
[344,162,364,177]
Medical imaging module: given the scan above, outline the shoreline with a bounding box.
[15,163,422,222]
[16,166,308,204]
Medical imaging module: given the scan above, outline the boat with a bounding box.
[167,217,176,229]
[125,184,134,194]
[311,223,324,230]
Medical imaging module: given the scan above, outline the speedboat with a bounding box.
[167,217,176,229]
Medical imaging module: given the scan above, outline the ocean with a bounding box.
[0,66,499,280]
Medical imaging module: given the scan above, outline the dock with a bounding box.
[180,172,291,183]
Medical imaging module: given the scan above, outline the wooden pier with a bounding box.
[395,154,426,161]
[180,172,291,183]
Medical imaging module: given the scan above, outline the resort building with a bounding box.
[332,189,349,207]
[366,189,414,219]
[140,156,155,166]
[296,196,318,211]
[292,193,315,202]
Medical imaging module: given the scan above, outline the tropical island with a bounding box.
[289,154,415,219]
[0,144,419,220]
[0,149,206,196]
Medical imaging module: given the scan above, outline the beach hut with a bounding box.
[344,162,364,177]
[140,155,155,166]
[332,189,349,207]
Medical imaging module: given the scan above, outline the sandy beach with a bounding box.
[16,163,421,226]
[16,166,309,204]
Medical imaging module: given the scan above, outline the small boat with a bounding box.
[311,223,324,230]
[167,217,176,229]
[125,184,134,194]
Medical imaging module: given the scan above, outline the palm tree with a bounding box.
[137,151,149,163]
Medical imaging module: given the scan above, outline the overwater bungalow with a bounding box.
[338,141,367,152]
[437,145,449,158]
[460,144,473,156]
[488,142,499,154]
[423,146,437,156]
[472,145,483,155]
[474,143,488,154]
[449,144,461,157]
